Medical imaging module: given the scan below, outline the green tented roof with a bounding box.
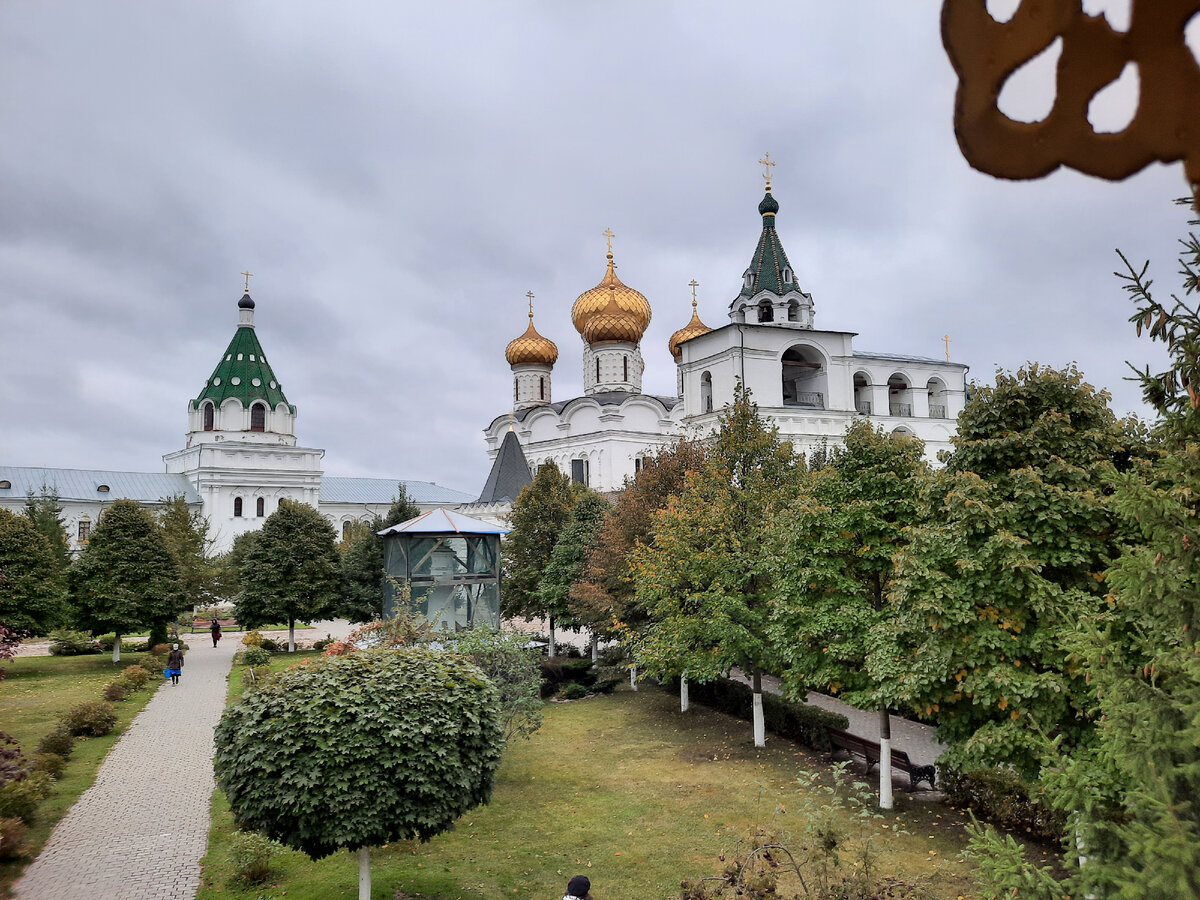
[192,295,293,412]
[739,189,802,299]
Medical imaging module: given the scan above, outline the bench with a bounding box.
[827,727,937,790]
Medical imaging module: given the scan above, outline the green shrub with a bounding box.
[441,628,544,743]
[47,629,101,656]
[311,634,335,652]
[148,643,173,658]
[539,656,597,698]
[121,665,152,690]
[672,678,849,752]
[103,681,130,702]
[60,701,118,737]
[228,829,281,883]
[0,817,29,860]
[598,645,626,666]
[0,773,52,824]
[258,637,282,652]
[214,648,503,860]
[31,753,65,780]
[35,728,75,760]
[561,682,589,700]
[241,648,272,667]
[942,767,1065,843]
[242,629,264,648]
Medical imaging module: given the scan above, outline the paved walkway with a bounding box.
[13,633,238,900]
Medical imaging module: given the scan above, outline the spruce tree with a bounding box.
[22,485,70,575]
[0,507,68,635]
[339,486,422,623]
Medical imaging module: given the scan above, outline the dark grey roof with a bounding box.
[476,429,532,504]
[319,477,474,505]
[0,467,199,504]
[511,391,679,423]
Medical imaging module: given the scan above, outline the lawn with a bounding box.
[0,652,162,898]
[198,666,980,900]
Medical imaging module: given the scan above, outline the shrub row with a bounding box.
[940,767,1066,844]
[667,677,849,752]
[539,657,598,698]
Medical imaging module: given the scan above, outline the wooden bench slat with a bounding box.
[826,728,936,790]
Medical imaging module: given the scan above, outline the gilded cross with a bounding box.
[758,152,776,185]
[526,290,535,319]
[241,270,253,293]
[603,227,615,254]
[942,334,952,361]
[689,278,699,308]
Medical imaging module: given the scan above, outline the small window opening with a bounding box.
[250,403,266,432]
[342,520,352,541]
[96,484,110,493]
[757,300,774,323]
[0,480,11,490]
[570,458,589,485]
[234,497,243,518]
[203,401,215,431]
[623,356,629,382]
[256,497,265,517]
[539,377,545,400]
[78,519,91,541]
[596,358,601,382]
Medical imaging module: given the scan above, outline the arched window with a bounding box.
[782,346,825,408]
[203,401,215,431]
[233,497,243,518]
[250,403,266,432]
[623,356,629,382]
[757,300,774,323]
[256,497,265,517]
[596,358,601,382]
[701,371,714,413]
[787,299,800,322]
[539,377,545,400]
[342,520,352,541]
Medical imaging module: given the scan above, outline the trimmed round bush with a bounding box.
[121,665,151,691]
[60,701,118,737]
[35,728,75,760]
[31,753,65,780]
[103,682,129,702]
[0,817,29,860]
[214,648,502,860]
[257,637,281,652]
[561,682,589,700]
[241,648,271,667]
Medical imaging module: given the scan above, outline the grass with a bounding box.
[198,668,978,900]
[0,652,162,898]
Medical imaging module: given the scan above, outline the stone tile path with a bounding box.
[12,633,237,900]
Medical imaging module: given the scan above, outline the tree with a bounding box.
[68,499,182,662]
[442,627,544,744]
[235,500,343,651]
[770,420,929,807]
[631,387,804,746]
[968,203,1200,899]
[535,490,609,654]
[212,529,258,604]
[214,648,502,899]
[502,462,577,653]
[868,364,1129,777]
[571,439,707,645]
[158,495,216,635]
[1,508,67,638]
[22,485,70,575]
[339,486,422,623]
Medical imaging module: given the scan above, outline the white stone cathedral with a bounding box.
[483,176,969,492]
[0,293,473,554]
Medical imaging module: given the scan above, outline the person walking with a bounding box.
[563,875,592,900]
[166,643,185,685]
[210,619,222,648]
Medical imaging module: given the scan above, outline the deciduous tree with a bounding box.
[235,500,343,651]
[68,499,182,662]
[158,495,216,633]
[214,649,502,899]
[536,490,609,653]
[632,387,804,746]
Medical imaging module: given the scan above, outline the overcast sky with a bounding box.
[1,1,1192,495]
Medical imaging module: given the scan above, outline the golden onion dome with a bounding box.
[571,250,651,343]
[505,311,558,367]
[669,297,713,359]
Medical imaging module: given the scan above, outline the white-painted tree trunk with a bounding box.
[549,618,557,657]
[680,674,689,712]
[878,706,894,810]
[288,619,296,652]
[752,691,765,747]
[358,846,371,900]
[590,633,598,662]
[630,664,638,691]
[112,633,121,663]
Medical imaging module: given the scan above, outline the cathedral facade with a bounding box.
[0,294,473,555]
[484,180,969,492]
